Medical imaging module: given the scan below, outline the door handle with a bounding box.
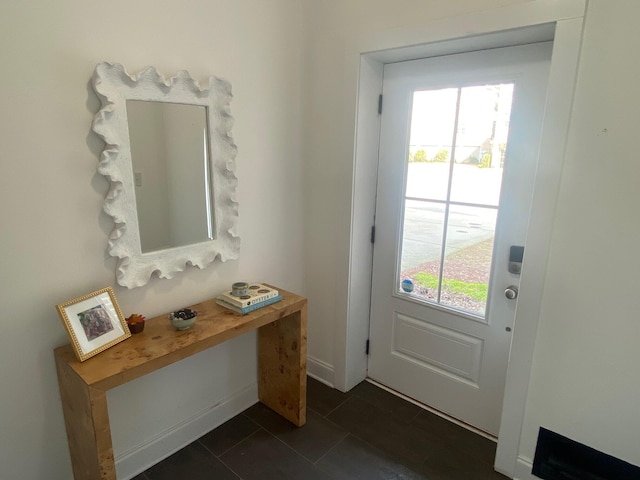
[504,285,519,300]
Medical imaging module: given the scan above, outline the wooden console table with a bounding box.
[54,287,307,480]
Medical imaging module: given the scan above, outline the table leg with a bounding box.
[55,355,115,479]
[257,304,307,426]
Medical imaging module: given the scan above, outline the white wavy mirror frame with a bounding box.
[92,62,240,288]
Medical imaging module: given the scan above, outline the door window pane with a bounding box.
[406,88,457,202]
[399,83,514,317]
[400,199,444,285]
[450,85,513,205]
[441,205,497,316]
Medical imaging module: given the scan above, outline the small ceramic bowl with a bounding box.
[169,309,197,330]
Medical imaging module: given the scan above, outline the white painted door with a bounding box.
[368,43,551,436]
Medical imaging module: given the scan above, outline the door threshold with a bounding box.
[365,377,497,442]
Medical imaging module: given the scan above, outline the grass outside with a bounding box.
[414,272,488,302]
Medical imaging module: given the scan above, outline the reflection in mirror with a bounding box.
[126,101,213,253]
[91,62,240,288]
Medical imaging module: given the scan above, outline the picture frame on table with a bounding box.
[56,287,131,362]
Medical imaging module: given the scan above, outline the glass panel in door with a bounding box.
[399,83,514,317]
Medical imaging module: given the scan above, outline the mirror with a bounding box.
[92,63,240,288]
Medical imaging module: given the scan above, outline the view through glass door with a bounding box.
[401,83,513,318]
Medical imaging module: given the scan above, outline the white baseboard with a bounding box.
[513,456,536,480]
[307,355,335,387]
[115,383,258,480]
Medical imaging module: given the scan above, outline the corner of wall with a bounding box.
[307,355,336,387]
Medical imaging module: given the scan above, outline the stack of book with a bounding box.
[216,284,282,315]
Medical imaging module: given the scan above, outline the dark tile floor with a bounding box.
[132,377,508,480]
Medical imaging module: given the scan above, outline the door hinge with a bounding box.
[366,339,370,355]
[370,225,376,244]
[378,94,383,114]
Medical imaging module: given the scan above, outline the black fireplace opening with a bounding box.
[532,427,640,480]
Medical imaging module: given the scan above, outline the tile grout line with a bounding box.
[318,393,355,418]
[196,416,268,480]
[196,415,262,458]
[244,404,349,474]
[311,431,351,467]
[211,429,267,480]
[259,424,334,471]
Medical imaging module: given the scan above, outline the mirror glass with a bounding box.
[126,100,213,253]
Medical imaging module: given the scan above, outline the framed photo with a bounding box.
[56,287,131,362]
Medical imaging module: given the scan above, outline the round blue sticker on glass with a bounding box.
[401,278,414,293]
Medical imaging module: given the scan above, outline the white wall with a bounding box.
[0,1,304,479]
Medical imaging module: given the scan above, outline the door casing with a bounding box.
[333,2,586,477]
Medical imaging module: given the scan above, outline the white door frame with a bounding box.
[333,1,585,477]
